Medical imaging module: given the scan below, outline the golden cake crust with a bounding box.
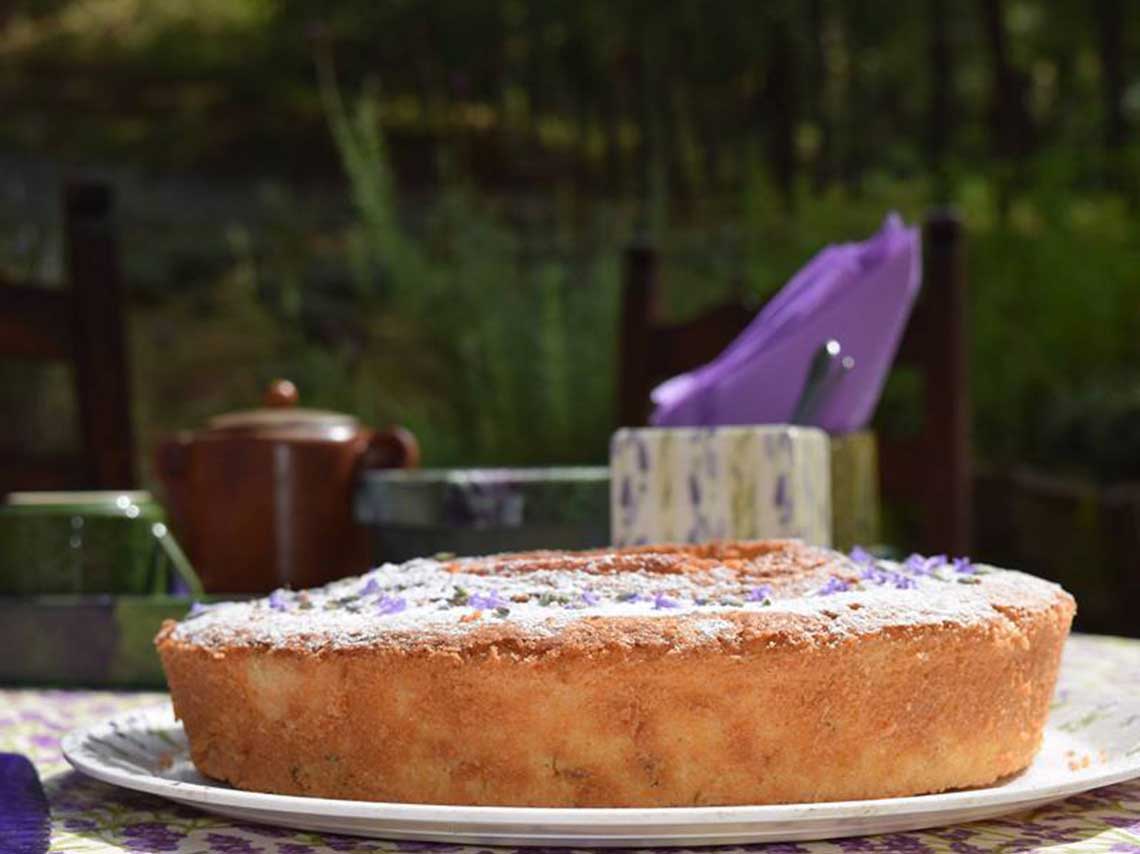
[156,539,1075,807]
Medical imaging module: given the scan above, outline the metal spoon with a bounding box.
[802,353,856,427]
[791,339,841,425]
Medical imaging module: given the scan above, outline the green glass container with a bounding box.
[0,491,199,595]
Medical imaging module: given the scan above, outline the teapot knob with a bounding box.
[264,378,299,408]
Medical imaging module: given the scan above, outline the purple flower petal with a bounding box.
[904,553,948,576]
[860,564,889,583]
[653,592,680,609]
[952,556,975,574]
[892,573,917,589]
[267,589,289,612]
[376,595,406,615]
[580,590,600,606]
[818,576,850,595]
[903,553,927,573]
[849,546,874,564]
[468,591,508,610]
[746,585,773,602]
[359,577,382,597]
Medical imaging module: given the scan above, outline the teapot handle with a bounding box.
[360,425,421,471]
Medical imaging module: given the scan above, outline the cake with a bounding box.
[156,540,1075,807]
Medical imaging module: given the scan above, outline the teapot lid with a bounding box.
[206,380,359,439]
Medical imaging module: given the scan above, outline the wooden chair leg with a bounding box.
[920,209,971,554]
[65,182,136,489]
[618,243,660,427]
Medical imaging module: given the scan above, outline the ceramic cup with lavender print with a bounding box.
[610,425,831,547]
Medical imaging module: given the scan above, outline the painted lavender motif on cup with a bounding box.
[610,425,831,547]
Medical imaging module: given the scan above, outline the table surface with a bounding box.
[3,634,1140,854]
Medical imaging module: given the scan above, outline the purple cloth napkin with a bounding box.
[651,213,921,433]
[0,754,50,854]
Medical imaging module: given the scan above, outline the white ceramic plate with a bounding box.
[63,653,1140,847]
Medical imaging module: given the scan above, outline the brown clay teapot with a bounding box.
[155,379,419,593]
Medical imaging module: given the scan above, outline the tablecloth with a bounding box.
[3,634,1139,853]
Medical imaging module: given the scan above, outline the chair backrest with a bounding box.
[616,210,971,555]
[0,183,136,494]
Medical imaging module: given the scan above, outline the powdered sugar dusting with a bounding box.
[169,544,1069,653]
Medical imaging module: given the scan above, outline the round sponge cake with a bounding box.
[156,540,1074,807]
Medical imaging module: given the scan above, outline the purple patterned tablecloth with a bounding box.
[3,634,1140,853]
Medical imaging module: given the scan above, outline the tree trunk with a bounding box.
[1097,0,1126,150]
[761,15,798,208]
[979,0,1033,214]
[807,0,832,192]
[1096,0,1129,195]
[603,88,625,196]
[841,0,866,196]
[984,0,1036,157]
[927,0,954,195]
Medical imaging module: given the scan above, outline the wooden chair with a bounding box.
[0,182,136,493]
[617,210,971,555]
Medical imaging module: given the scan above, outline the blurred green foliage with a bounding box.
[2,1,1139,480]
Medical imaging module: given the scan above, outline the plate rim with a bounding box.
[61,703,1140,829]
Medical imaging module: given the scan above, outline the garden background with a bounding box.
[1,0,1138,499]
